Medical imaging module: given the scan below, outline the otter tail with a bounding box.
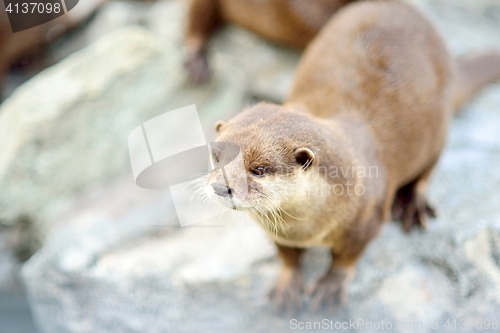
[454,52,500,111]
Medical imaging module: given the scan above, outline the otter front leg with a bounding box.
[268,244,304,314]
[310,251,356,311]
[184,0,222,84]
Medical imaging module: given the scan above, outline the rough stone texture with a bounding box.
[0,0,300,232]
[7,0,500,332]
[0,5,245,231]
[0,226,38,333]
[0,229,20,293]
[21,96,500,332]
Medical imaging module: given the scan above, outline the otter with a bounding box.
[205,1,500,312]
[184,0,358,84]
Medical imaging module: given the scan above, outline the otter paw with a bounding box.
[309,268,353,311]
[268,268,304,315]
[184,51,210,84]
[392,189,437,233]
[397,197,437,233]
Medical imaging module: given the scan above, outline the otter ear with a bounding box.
[294,148,315,170]
[214,120,225,133]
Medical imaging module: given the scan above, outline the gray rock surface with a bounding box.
[0,229,20,293]
[0,5,247,233]
[0,0,298,233]
[0,227,37,333]
[21,92,500,332]
[0,2,298,328]
[6,0,500,332]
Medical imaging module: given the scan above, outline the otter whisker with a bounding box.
[263,198,289,234]
[252,195,287,237]
[254,204,277,237]
[261,193,307,221]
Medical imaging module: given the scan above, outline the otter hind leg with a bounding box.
[392,166,438,233]
[268,244,305,315]
[184,0,222,84]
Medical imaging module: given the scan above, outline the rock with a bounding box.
[49,0,153,65]
[0,0,301,234]
[0,227,37,333]
[209,26,300,103]
[0,0,301,295]
[21,93,500,331]
[0,229,20,293]
[0,26,178,231]
[0,0,110,99]
[0,19,248,234]
[21,175,277,333]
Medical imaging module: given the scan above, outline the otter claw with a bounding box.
[309,268,353,312]
[185,51,210,84]
[268,268,304,315]
[392,184,437,232]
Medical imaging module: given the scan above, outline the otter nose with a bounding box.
[212,183,232,197]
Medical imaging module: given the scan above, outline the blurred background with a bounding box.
[0,0,500,332]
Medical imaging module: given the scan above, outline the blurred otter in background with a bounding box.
[0,0,109,100]
[184,0,359,84]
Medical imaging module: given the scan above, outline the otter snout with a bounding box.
[212,183,232,197]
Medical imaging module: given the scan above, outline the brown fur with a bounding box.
[206,1,500,312]
[454,53,500,109]
[184,0,358,83]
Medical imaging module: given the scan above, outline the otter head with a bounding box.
[205,103,318,213]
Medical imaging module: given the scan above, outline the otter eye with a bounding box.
[251,166,266,177]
